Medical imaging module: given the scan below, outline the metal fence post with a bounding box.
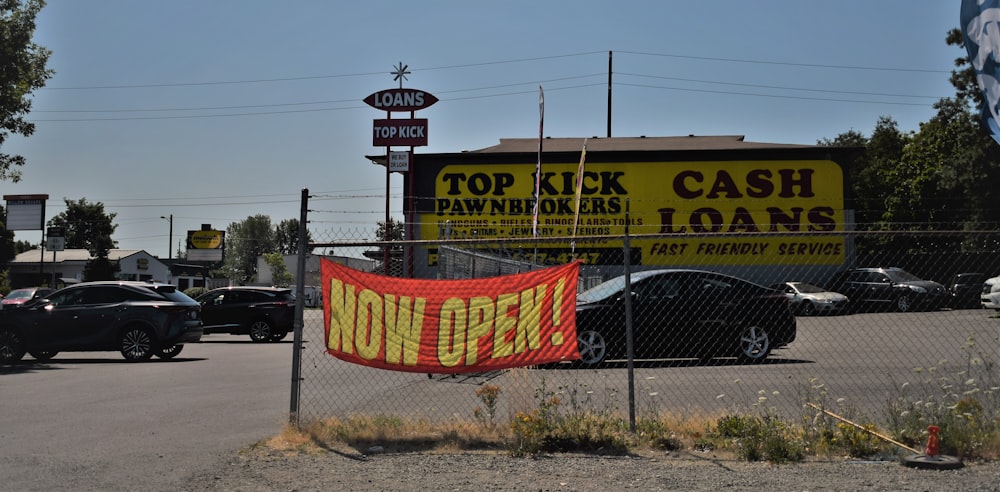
[623,198,636,432]
[289,188,308,425]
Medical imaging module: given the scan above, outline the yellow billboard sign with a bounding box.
[418,160,845,266]
[187,230,224,249]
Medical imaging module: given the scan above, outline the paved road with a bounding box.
[2,308,997,490]
[0,335,293,491]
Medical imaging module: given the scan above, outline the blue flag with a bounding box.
[961,0,1000,145]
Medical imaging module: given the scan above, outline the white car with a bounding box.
[770,282,850,316]
[981,275,1000,310]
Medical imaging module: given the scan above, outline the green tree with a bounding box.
[275,218,313,255]
[220,215,275,284]
[818,28,1000,260]
[946,28,981,108]
[263,252,293,287]
[370,218,405,276]
[0,0,53,182]
[0,203,18,265]
[48,198,117,251]
[48,198,119,281]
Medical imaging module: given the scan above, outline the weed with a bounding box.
[711,412,805,463]
[473,384,501,427]
[883,335,1000,459]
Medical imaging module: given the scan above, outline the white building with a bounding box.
[8,249,170,288]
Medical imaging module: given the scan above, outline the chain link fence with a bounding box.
[292,211,1000,433]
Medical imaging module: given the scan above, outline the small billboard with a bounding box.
[186,229,225,262]
[3,194,48,231]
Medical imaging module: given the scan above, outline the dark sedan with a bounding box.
[0,281,202,363]
[196,286,294,342]
[574,269,796,367]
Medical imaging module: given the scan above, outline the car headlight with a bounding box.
[908,285,927,294]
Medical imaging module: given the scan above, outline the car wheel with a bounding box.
[576,329,609,367]
[29,350,58,361]
[270,330,288,342]
[800,301,816,316]
[156,344,184,359]
[737,324,771,363]
[249,319,273,343]
[896,294,912,312]
[0,328,26,364]
[120,326,155,361]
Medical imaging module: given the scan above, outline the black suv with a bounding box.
[196,286,294,342]
[947,272,987,309]
[829,267,949,313]
[0,281,202,363]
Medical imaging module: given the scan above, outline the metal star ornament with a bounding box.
[392,62,410,88]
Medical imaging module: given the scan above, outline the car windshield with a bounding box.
[790,282,825,293]
[155,288,197,303]
[5,289,34,300]
[577,271,664,304]
[884,269,922,282]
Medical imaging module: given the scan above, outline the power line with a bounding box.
[34,74,606,114]
[616,50,951,74]
[617,82,931,107]
[616,72,942,100]
[29,50,954,122]
[42,52,608,90]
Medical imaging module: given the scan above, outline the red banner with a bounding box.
[322,259,581,373]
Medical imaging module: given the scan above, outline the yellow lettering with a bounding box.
[465,296,494,366]
[492,293,518,358]
[516,286,545,353]
[326,279,356,354]
[384,294,425,367]
[437,298,466,368]
[551,278,565,345]
[356,289,383,360]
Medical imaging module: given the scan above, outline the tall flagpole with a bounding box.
[533,86,544,263]
[533,86,544,237]
[571,138,588,257]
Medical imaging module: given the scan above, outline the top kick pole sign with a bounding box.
[365,88,438,148]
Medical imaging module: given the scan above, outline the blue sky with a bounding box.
[4,1,960,258]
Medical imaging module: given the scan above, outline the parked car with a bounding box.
[829,267,949,313]
[574,269,796,367]
[947,272,987,309]
[1,287,55,309]
[0,281,202,363]
[769,282,849,316]
[981,275,1000,310]
[196,286,294,342]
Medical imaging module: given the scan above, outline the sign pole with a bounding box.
[385,143,391,275]
[364,63,436,277]
[407,145,414,278]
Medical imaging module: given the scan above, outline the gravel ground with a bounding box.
[179,448,1000,491]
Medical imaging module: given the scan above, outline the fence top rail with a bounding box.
[310,228,1000,249]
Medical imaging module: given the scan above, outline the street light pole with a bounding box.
[160,214,173,259]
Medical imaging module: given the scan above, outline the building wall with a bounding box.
[255,254,375,287]
[115,251,170,283]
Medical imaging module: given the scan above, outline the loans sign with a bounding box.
[363,88,438,112]
[322,259,581,373]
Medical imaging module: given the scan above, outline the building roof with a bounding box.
[467,135,812,153]
[11,249,146,264]
[367,135,824,166]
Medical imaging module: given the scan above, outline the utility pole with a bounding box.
[160,214,173,259]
